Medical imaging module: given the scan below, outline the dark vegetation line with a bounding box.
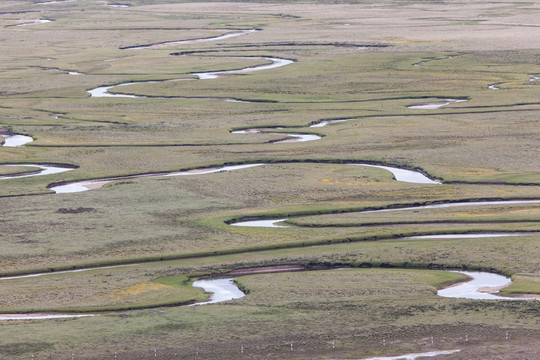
[0,11,39,15]
[446,102,540,110]
[0,231,525,286]
[169,42,388,56]
[315,108,540,123]
[0,162,78,169]
[228,42,388,48]
[230,124,301,131]
[44,158,438,190]
[29,141,270,148]
[119,30,263,50]
[443,180,540,186]
[77,27,260,31]
[169,44,387,56]
[3,158,537,195]
[22,105,536,139]
[0,191,51,199]
[287,220,540,228]
[91,92,278,103]
[27,130,323,148]
[0,258,531,315]
[1,122,65,128]
[281,95,471,104]
[224,197,540,224]
[1,196,539,279]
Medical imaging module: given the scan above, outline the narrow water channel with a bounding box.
[0,164,74,179]
[87,57,293,98]
[48,161,438,194]
[360,349,461,360]
[1,266,535,322]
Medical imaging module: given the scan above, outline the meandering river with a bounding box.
[87,57,293,98]
[123,29,258,50]
[231,128,322,143]
[3,24,538,330]
[0,163,74,179]
[190,278,245,306]
[1,268,534,321]
[48,161,438,194]
[232,199,540,227]
[50,164,262,193]
[438,271,519,300]
[408,99,467,109]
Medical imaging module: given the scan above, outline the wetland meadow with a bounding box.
[0,0,539,359]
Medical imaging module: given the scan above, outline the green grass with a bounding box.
[1,0,539,358]
[0,242,533,313]
[0,165,41,176]
[501,275,540,295]
[1,268,538,359]
[1,162,539,273]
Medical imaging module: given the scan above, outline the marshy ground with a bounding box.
[0,0,539,359]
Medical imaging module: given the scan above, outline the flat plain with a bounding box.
[0,0,539,359]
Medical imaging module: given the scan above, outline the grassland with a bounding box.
[0,0,539,359]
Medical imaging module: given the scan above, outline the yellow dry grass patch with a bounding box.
[446,168,500,177]
[107,282,171,302]
[452,211,491,218]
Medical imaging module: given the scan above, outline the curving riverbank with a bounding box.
[14,19,51,27]
[50,163,262,193]
[438,271,520,300]
[48,160,438,194]
[0,163,75,180]
[408,99,467,109]
[0,313,94,321]
[87,57,294,98]
[1,266,536,321]
[1,134,34,147]
[0,277,243,320]
[231,128,322,143]
[193,57,294,80]
[190,278,245,306]
[122,29,258,50]
[230,199,540,227]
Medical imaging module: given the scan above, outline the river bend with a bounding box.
[1,268,534,321]
[0,164,74,180]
